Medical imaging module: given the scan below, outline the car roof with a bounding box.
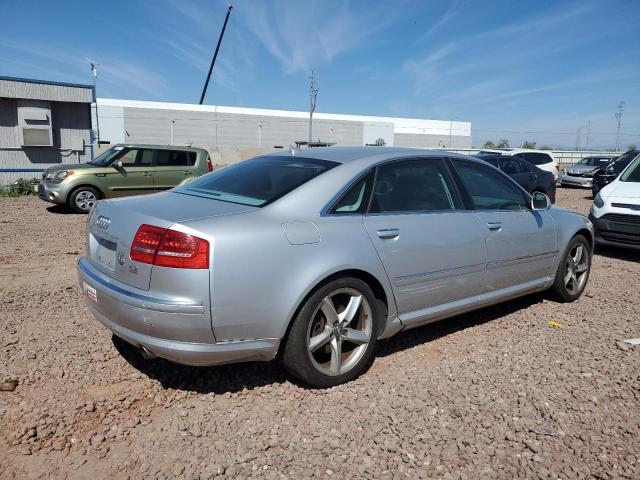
[113,143,207,152]
[481,148,552,154]
[268,146,472,165]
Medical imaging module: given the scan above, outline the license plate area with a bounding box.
[90,233,117,271]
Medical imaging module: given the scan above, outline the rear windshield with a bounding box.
[174,156,338,206]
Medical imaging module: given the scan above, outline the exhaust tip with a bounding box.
[139,346,156,360]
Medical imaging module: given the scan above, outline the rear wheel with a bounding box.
[283,277,380,388]
[550,235,591,302]
[69,186,101,213]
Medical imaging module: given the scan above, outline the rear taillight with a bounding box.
[130,224,209,269]
[207,156,213,172]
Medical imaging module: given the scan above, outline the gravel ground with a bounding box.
[1,188,639,480]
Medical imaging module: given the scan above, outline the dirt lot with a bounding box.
[1,188,639,479]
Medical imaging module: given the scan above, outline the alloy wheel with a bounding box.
[75,190,97,211]
[306,288,373,376]
[564,243,589,295]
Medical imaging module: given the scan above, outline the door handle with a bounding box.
[183,171,192,175]
[142,172,153,177]
[376,228,399,239]
[487,222,502,231]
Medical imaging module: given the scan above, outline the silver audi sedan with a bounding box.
[78,147,594,387]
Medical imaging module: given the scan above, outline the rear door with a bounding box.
[362,157,487,324]
[103,147,155,197]
[450,159,556,293]
[153,149,199,191]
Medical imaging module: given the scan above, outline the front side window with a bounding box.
[369,158,458,213]
[521,153,552,166]
[452,159,528,211]
[620,155,640,182]
[117,148,153,166]
[175,156,338,207]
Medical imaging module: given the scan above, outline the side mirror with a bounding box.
[114,160,123,169]
[531,191,551,210]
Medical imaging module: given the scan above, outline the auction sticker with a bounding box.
[84,282,97,303]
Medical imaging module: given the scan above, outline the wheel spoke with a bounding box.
[570,272,578,288]
[339,295,362,324]
[329,337,342,375]
[308,327,332,352]
[343,328,369,345]
[573,245,583,263]
[320,296,339,325]
[576,263,588,274]
[564,269,572,285]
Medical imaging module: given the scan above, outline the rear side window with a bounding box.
[155,150,197,167]
[499,158,525,175]
[175,156,338,207]
[369,158,459,213]
[452,160,528,211]
[331,172,374,214]
[521,152,552,166]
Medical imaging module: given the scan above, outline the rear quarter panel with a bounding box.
[184,210,395,342]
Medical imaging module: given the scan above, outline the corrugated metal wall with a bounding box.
[394,132,472,149]
[0,79,93,103]
[0,99,90,184]
[121,107,365,148]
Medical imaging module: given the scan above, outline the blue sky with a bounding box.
[1,0,639,148]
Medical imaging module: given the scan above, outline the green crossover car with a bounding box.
[39,144,212,212]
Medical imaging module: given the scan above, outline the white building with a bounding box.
[96,98,472,150]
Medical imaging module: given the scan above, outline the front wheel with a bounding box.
[549,235,591,302]
[282,277,381,388]
[69,186,101,213]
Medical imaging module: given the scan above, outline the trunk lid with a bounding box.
[87,192,256,290]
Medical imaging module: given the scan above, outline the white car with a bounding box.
[589,153,640,249]
[478,149,559,181]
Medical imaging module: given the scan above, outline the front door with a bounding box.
[451,159,557,293]
[104,147,155,197]
[362,158,487,324]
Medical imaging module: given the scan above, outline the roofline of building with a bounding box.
[97,98,472,136]
[0,75,94,91]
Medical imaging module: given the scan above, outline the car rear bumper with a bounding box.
[589,213,640,250]
[77,257,279,366]
[560,174,592,188]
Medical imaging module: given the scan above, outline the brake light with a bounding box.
[130,224,209,269]
[207,156,213,172]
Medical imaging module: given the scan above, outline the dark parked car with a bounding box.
[592,150,639,197]
[477,154,556,202]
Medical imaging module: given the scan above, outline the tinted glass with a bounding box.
[332,173,373,214]
[522,152,553,166]
[175,156,338,207]
[119,149,153,166]
[369,158,458,213]
[620,155,640,182]
[452,160,528,211]
[499,158,524,175]
[155,150,197,167]
[479,157,500,167]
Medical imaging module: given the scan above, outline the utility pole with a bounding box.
[615,101,625,151]
[575,126,582,151]
[199,4,233,105]
[308,69,318,144]
[89,61,100,145]
[586,120,591,151]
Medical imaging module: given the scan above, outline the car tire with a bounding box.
[282,277,381,388]
[549,235,591,302]
[69,186,101,213]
